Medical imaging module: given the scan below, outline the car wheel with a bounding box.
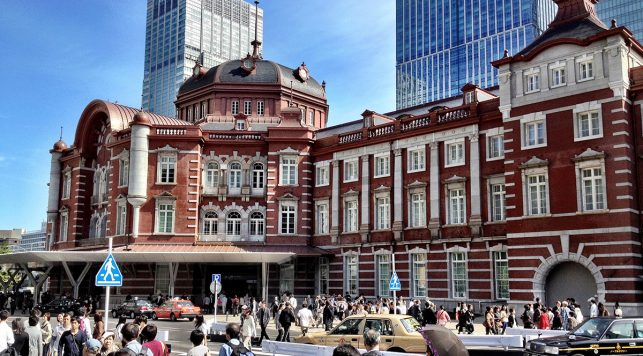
[170,313,176,321]
[151,313,157,320]
[188,317,194,322]
[130,311,135,319]
[387,347,406,353]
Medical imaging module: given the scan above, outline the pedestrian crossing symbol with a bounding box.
[95,254,123,287]
[389,271,401,291]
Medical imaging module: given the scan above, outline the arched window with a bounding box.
[89,216,98,239]
[203,211,218,235]
[226,211,241,236]
[252,163,264,189]
[249,212,264,236]
[100,215,107,238]
[205,162,219,188]
[98,169,108,201]
[94,216,102,238]
[229,162,242,188]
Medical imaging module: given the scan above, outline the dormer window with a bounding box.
[464,91,475,105]
[236,120,246,130]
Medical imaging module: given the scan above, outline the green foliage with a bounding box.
[0,241,11,255]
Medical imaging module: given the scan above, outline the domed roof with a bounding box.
[51,139,68,153]
[178,59,325,98]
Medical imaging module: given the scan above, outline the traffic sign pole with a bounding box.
[213,280,217,324]
[392,252,396,315]
[104,237,112,329]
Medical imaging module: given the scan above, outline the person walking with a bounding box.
[296,303,313,336]
[436,305,450,327]
[240,309,256,350]
[120,323,153,356]
[25,315,43,356]
[0,310,15,354]
[58,317,87,356]
[187,330,208,356]
[362,329,383,356]
[141,325,168,356]
[39,312,52,356]
[12,318,29,356]
[218,323,253,356]
[194,315,208,346]
[256,301,270,344]
[98,332,119,356]
[51,314,69,356]
[278,303,295,343]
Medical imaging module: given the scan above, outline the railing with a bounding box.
[401,116,430,131]
[368,123,395,138]
[209,133,262,140]
[437,107,470,123]
[338,131,362,144]
[156,128,186,135]
[261,341,418,356]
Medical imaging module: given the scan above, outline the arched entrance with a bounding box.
[545,261,597,306]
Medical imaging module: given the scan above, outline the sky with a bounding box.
[0,1,396,231]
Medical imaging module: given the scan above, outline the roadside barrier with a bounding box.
[458,334,523,350]
[260,340,419,356]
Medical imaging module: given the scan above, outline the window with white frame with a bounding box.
[236,120,246,130]
[202,211,218,235]
[489,181,506,222]
[376,254,391,296]
[374,154,390,177]
[487,134,504,160]
[228,162,242,188]
[59,211,68,242]
[226,211,241,236]
[445,140,465,167]
[200,102,206,119]
[119,158,129,187]
[280,201,297,234]
[525,71,540,93]
[155,264,170,295]
[447,187,466,224]
[308,110,314,126]
[315,201,329,235]
[315,164,329,186]
[493,251,510,299]
[344,198,358,232]
[526,173,548,215]
[344,254,359,296]
[578,59,594,81]
[575,111,602,140]
[116,200,127,235]
[522,119,546,148]
[205,162,219,188]
[450,252,467,298]
[280,156,297,185]
[156,199,175,233]
[411,252,427,297]
[318,257,329,295]
[244,100,252,115]
[550,64,566,87]
[249,211,265,236]
[343,159,358,182]
[257,100,264,116]
[374,195,390,230]
[464,91,475,104]
[158,154,176,184]
[62,171,71,199]
[580,167,605,211]
[409,191,426,227]
[252,163,264,189]
[231,100,239,115]
[195,104,200,120]
[408,147,425,172]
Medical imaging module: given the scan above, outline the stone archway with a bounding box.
[532,253,605,305]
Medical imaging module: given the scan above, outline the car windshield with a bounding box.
[400,317,421,333]
[136,301,150,306]
[571,318,612,338]
[177,302,193,307]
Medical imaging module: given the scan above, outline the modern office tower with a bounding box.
[142,0,263,117]
[596,0,643,40]
[395,0,557,109]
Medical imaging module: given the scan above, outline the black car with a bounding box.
[35,298,84,316]
[111,300,155,319]
[524,317,643,355]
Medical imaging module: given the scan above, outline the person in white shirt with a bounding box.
[0,310,15,353]
[289,294,297,310]
[297,303,313,336]
[574,305,584,324]
[589,299,598,318]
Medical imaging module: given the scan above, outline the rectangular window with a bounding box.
[119,159,129,187]
[375,196,390,230]
[244,100,252,115]
[279,263,294,295]
[551,66,566,87]
[62,172,71,199]
[411,253,427,297]
[316,202,329,235]
[316,165,329,186]
[450,252,467,298]
[464,91,475,104]
[231,100,239,115]
[252,165,264,189]
[524,121,546,147]
[376,254,391,296]
[154,264,170,295]
[257,100,264,116]
[344,255,358,296]
[579,61,594,81]
[576,111,601,139]
[490,183,506,221]
[487,135,504,159]
[308,110,314,126]
[374,155,390,177]
[447,188,465,224]
[318,257,329,295]
[410,192,426,227]
[59,213,68,242]
[526,73,540,93]
[280,203,296,234]
[280,156,297,185]
[581,167,605,211]
[343,160,358,182]
[408,148,425,172]
[200,102,206,118]
[527,174,548,215]
[158,155,176,183]
[156,201,174,233]
[494,251,510,299]
[236,120,246,130]
[116,202,127,235]
[344,199,358,232]
[445,141,465,167]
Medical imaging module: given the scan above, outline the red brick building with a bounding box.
[13,0,641,314]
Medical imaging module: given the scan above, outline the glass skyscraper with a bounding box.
[596,1,643,41]
[142,0,263,117]
[396,0,557,109]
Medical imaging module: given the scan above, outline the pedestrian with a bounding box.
[538,307,550,330]
[421,302,436,326]
[98,332,119,356]
[500,305,508,334]
[140,325,168,356]
[332,344,360,356]
[296,303,313,336]
[51,314,69,356]
[78,308,91,340]
[507,308,516,329]
[113,315,127,344]
[274,304,284,342]
[218,323,253,356]
[322,302,334,332]
[134,316,148,345]
[278,303,295,343]
[39,312,52,356]
[202,295,211,315]
[255,301,270,344]
[219,293,227,316]
[92,313,105,340]
[567,311,578,330]
[574,304,584,324]
[231,296,240,317]
[614,302,623,318]
[407,300,422,324]
[240,308,256,350]
[0,310,15,354]
[12,318,29,356]
[187,330,208,356]
[521,305,534,329]
[362,329,383,356]
[598,302,609,317]
[58,317,87,356]
[436,305,450,327]
[119,323,153,356]
[193,315,208,345]
[589,299,598,318]
[83,339,101,356]
[483,306,494,335]
[25,315,43,356]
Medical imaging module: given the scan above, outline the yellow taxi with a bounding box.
[295,314,425,353]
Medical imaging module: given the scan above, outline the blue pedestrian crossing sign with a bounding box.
[389,272,401,291]
[212,274,221,283]
[95,254,123,287]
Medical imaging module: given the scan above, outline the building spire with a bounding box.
[251,1,262,58]
[60,126,63,141]
[550,0,606,29]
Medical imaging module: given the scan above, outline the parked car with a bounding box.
[111,300,155,319]
[524,317,643,355]
[295,314,424,353]
[152,299,201,321]
[35,298,83,316]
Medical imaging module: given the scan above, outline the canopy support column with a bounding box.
[261,262,268,303]
[19,264,53,304]
[168,262,179,297]
[62,262,91,299]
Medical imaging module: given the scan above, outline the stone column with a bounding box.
[428,142,440,237]
[330,160,340,243]
[127,113,152,238]
[359,155,370,243]
[469,133,482,237]
[392,149,403,241]
[47,147,64,248]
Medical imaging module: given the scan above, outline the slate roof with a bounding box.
[515,17,608,57]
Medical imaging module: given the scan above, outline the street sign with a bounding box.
[212,274,221,283]
[209,281,222,295]
[96,254,123,287]
[389,271,401,291]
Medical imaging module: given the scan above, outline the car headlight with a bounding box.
[543,346,559,355]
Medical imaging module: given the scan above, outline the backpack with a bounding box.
[278,309,291,325]
[123,345,150,356]
[227,341,254,356]
[0,347,18,356]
